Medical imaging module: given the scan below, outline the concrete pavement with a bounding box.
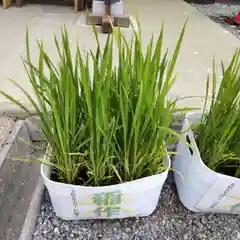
[0,0,239,115]
[0,119,42,240]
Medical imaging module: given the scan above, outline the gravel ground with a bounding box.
[191,3,240,39]
[33,183,240,240]
[192,3,240,17]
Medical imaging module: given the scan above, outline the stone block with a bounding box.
[86,13,130,28]
[25,116,45,142]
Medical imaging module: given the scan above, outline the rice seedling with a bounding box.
[196,49,240,177]
[0,22,188,186]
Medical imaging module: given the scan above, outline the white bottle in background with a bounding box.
[92,1,105,15]
[92,0,123,17]
[111,1,123,17]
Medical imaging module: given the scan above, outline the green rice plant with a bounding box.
[196,49,240,177]
[0,22,188,186]
[107,24,189,182]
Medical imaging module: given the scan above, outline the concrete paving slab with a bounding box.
[25,116,45,142]
[0,0,239,116]
[0,117,15,152]
[0,121,41,240]
[18,170,44,240]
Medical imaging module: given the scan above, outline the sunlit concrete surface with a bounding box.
[0,0,239,115]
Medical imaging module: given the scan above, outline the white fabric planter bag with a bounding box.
[41,154,170,220]
[92,1,123,17]
[173,113,240,214]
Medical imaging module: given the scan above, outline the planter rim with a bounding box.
[186,112,240,182]
[41,148,171,189]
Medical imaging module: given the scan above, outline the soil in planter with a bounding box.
[215,163,240,177]
[50,167,122,186]
[50,165,166,186]
[50,168,87,185]
[194,131,240,178]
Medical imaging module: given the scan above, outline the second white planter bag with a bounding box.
[173,113,240,214]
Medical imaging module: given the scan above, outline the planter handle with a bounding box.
[186,135,193,156]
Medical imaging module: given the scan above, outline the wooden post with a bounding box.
[101,1,112,34]
[85,0,92,9]
[87,0,130,33]
[3,0,12,9]
[16,0,24,7]
[102,15,112,33]
[74,0,85,12]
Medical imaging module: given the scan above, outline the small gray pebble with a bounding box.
[122,233,130,240]
[33,237,48,240]
[193,219,203,228]
[183,233,189,240]
[195,233,206,240]
[54,227,60,235]
[200,216,207,225]
[72,229,80,235]
[52,218,59,226]
[115,222,121,228]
